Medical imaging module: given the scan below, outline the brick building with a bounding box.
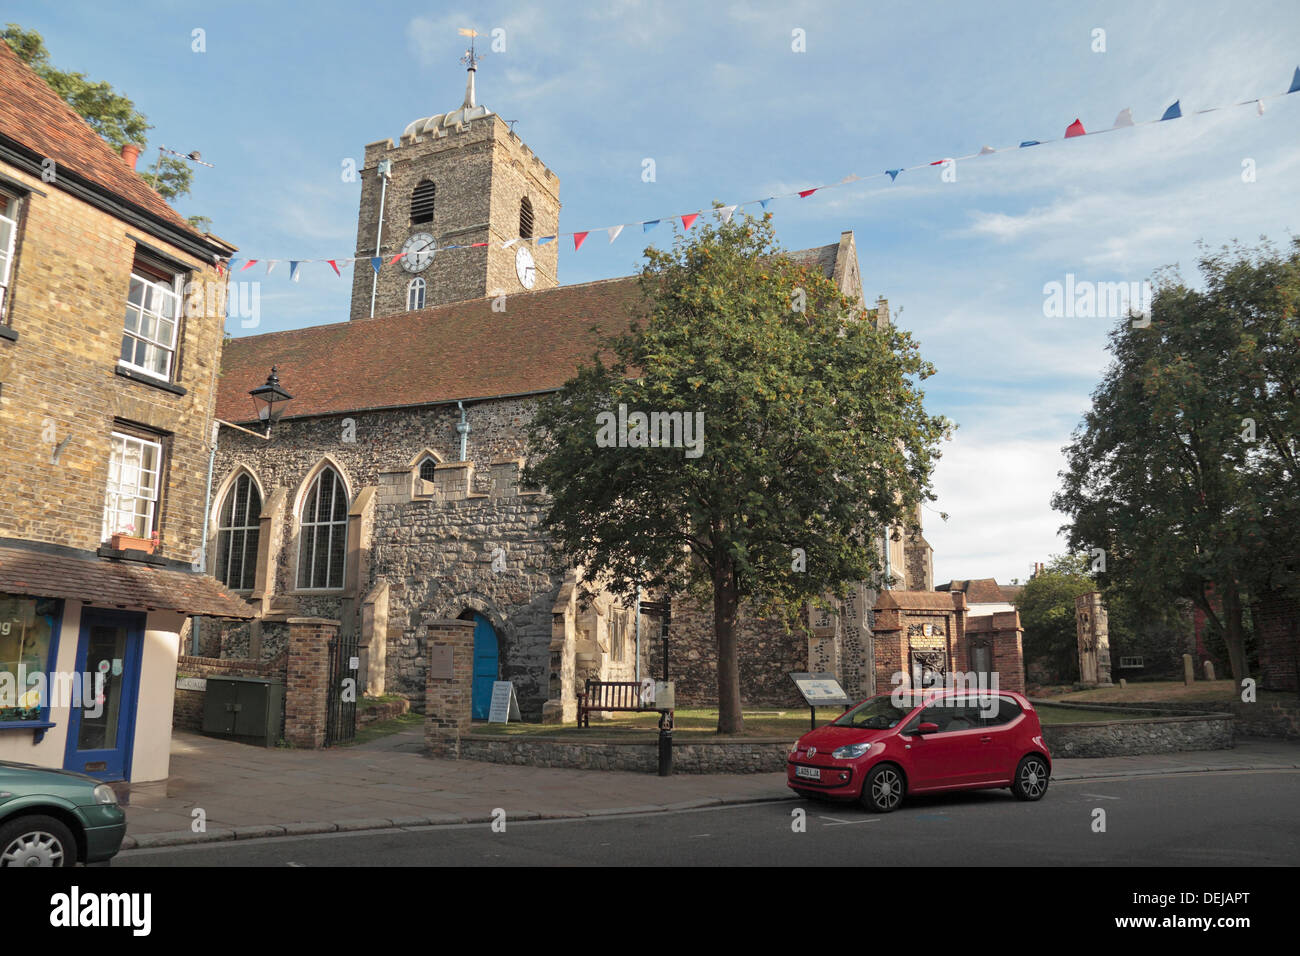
[0,41,253,782]
[206,64,1012,722]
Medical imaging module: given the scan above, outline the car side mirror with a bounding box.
[915,722,940,735]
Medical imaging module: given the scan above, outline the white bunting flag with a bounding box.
[719,205,737,223]
[1113,107,1135,128]
[607,224,624,243]
[266,260,279,275]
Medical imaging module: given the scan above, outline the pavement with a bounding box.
[118,730,1300,850]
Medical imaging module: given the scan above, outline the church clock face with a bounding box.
[515,245,536,289]
[401,233,436,273]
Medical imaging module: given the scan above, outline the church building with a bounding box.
[205,60,1006,723]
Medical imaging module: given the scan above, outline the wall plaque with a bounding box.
[429,645,453,680]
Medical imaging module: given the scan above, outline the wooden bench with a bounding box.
[577,679,650,728]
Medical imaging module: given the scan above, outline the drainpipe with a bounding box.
[368,159,392,318]
[195,419,219,654]
[456,401,470,461]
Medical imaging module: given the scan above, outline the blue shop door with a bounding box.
[469,613,499,720]
[63,608,145,781]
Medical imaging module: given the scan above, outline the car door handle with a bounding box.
[979,735,992,742]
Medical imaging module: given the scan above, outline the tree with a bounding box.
[1053,240,1300,684]
[2,23,194,203]
[1014,554,1095,683]
[525,209,946,733]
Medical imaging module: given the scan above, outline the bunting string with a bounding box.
[216,67,1300,279]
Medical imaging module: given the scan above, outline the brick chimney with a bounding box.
[120,143,141,170]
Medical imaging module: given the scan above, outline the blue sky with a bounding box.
[11,1,1299,585]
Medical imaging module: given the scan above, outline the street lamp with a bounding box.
[249,366,292,435]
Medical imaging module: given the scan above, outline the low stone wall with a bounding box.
[1040,711,1234,758]
[458,735,791,773]
[1039,698,1300,740]
[358,697,410,726]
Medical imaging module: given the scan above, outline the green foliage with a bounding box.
[3,23,193,204]
[1015,554,1096,682]
[1053,239,1300,682]
[140,155,194,205]
[525,208,946,731]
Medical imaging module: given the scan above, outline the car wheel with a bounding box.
[0,815,77,867]
[1012,755,1050,801]
[861,764,905,813]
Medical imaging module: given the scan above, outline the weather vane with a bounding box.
[459,27,480,70]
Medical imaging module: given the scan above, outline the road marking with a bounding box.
[688,833,712,838]
[819,816,879,826]
[1081,793,1120,800]
[286,862,305,867]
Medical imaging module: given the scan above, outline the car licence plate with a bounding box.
[795,766,820,780]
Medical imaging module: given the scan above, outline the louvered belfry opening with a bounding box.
[519,196,534,238]
[411,180,436,225]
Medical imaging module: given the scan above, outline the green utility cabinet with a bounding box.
[202,676,284,746]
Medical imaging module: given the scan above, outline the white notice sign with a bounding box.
[488,681,522,723]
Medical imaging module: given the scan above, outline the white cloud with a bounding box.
[925,436,1073,585]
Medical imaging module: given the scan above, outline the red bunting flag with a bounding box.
[327,260,341,276]
[929,159,945,166]
[680,213,699,230]
[573,231,589,250]
[470,242,488,248]
[389,253,404,265]
[1065,118,1086,138]
[240,260,257,271]
[797,189,818,198]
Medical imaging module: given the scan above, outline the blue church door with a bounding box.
[467,612,499,720]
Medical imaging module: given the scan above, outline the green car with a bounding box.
[0,760,126,867]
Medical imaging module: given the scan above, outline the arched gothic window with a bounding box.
[519,196,534,239]
[298,467,349,589]
[407,276,426,311]
[215,473,261,591]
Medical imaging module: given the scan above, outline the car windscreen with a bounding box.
[832,696,914,730]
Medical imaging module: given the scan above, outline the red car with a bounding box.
[787,690,1051,812]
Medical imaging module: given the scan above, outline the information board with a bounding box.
[488,680,522,723]
[789,672,851,708]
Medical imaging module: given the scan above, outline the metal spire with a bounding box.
[459,28,480,109]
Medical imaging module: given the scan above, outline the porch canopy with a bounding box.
[0,545,255,619]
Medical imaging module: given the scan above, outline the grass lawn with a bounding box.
[1053,680,1289,707]
[469,708,837,739]
[1032,703,1152,724]
[465,702,1148,738]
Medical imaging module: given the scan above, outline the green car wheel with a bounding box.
[0,814,76,867]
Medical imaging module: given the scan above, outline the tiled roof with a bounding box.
[936,578,1016,605]
[788,242,839,278]
[0,39,201,238]
[217,276,647,421]
[0,546,255,619]
[217,242,846,422]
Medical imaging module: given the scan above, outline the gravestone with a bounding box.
[1183,653,1196,685]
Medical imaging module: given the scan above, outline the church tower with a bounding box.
[349,48,560,320]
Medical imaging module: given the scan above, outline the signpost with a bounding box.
[640,598,673,776]
[789,671,852,729]
[487,680,521,724]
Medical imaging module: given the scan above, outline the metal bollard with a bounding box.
[657,710,673,776]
